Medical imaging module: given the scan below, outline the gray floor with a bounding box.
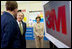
[26,40,50,48]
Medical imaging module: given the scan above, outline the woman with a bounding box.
[33,16,44,48]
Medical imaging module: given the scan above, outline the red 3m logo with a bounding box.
[45,5,67,35]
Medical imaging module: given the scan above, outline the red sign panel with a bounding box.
[45,5,67,35]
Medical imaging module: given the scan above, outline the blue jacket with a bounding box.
[1,11,21,48]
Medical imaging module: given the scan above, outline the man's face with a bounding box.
[17,12,23,22]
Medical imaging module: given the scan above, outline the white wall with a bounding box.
[1,1,43,27]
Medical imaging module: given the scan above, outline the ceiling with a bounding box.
[1,1,43,5]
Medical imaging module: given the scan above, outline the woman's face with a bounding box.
[37,18,40,23]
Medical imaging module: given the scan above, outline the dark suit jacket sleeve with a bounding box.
[25,23,26,33]
[1,21,17,48]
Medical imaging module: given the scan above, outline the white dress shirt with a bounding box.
[17,20,23,28]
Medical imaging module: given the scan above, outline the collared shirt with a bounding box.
[17,20,23,29]
[17,20,24,36]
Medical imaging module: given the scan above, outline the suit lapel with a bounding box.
[22,21,24,33]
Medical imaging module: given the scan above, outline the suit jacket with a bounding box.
[19,21,26,48]
[1,11,21,48]
[33,23,44,37]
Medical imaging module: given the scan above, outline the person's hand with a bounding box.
[41,35,44,38]
[38,35,41,37]
[39,35,44,38]
[37,35,41,38]
[37,35,39,37]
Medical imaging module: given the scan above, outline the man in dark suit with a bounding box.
[17,11,26,48]
[1,1,21,48]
